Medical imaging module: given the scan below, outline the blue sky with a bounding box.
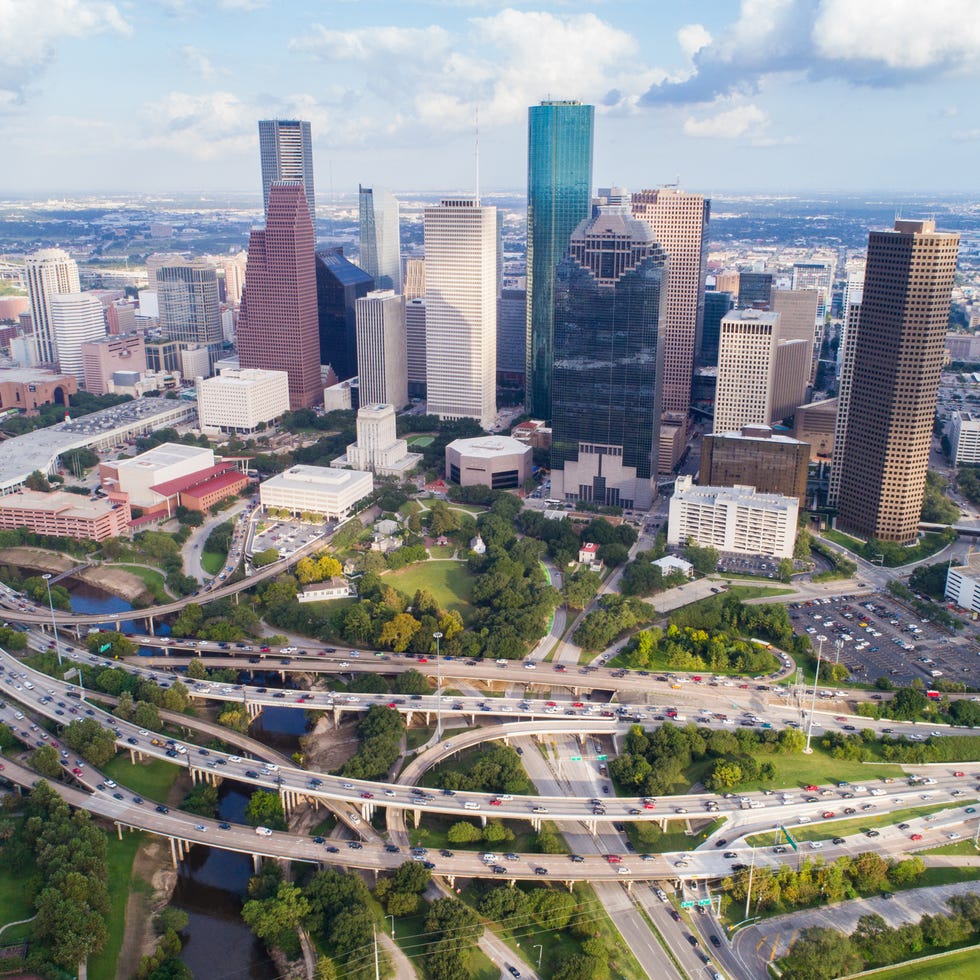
[2,0,978,196]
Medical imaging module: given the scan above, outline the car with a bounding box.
[710,935,722,948]
[347,841,363,850]
[156,804,170,814]
[910,833,923,841]
[132,796,144,804]
[507,967,521,979]
[326,846,340,853]
[823,811,835,819]
[669,909,681,922]
[255,826,273,836]
[772,846,788,854]
[954,771,965,777]
[714,838,728,847]
[219,822,231,830]
[809,841,824,849]
[723,851,738,858]
[844,807,856,815]
[490,799,502,806]
[866,829,881,838]
[194,824,208,832]
[686,934,700,948]
[898,823,910,830]
[112,792,124,800]
[833,837,846,845]
[71,767,84,776]
[532,806,548,814]
[360,792,374,800]
[440,849,455,858]
[967,807,977,815]
[534,867,548,876]
[948,833,962,840]
[605,854,622,864]
[492,865,506,874]
[570,854,585,863]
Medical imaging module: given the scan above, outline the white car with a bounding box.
[255,826,273,836]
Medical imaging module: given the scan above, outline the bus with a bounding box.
[749,638,772,650]
[926,690,941,700]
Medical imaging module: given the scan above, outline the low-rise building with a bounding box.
[946,553,980,615]
[333,403,422,476]
[197,367,290,435]
[668,474,798,559]
[652,555,694,578]
[578,542,599,564]
[0,367,78,414]
[445,435,532,489]
[949,411,980,465]
[100,443,216,510]
[297,578,353,603]
[259,464,373,521]
[0,488,130,541]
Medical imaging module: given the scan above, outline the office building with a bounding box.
[828,288,863,507]
[404,259,425,300]
[155,261,223,365]
[713,272,739,295]
[258,119,315,226]
[355,290,408,410]
[700,290,733,368]
[737,272,772,308]
[259,464,373,521]
[497,283,527,385]
[81,334,147,396]
[25,248,80,365]
[949,412,980,465]
[631,187,710,415]
[405,298,426,398]
[445,435,532,489]
[792,262,833,317]
[424,198,497,429]
[49,293,106,381]
[358,186,402,292]
[714,309,778,432]
[0,489,130,542]
[793,397,837,460]
[550,206,667,510]
[525,100,594,420]
[237,182,322,410]
[315,246,375,382]
[0,368,77,413]
[771,288,820,386]
[837,220,960,542]
[668,475,798,559]
[197,367,290,434]
[701,425,810,503]
[222,252,248,307]
[105,300,138,335]
[945,334,980,362]
[145,339,181,375]
[334,403,422,477]
[945,552,980,615]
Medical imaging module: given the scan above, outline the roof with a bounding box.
[315,247,374,287]
[446,435,531,458]
[261,464,373,496]
[177,469,249,500]
[0,367,75,385]
[0,489,123,520]
[673,475,798,512]
[580,542,599,554]
[652,555,693,571]
[150,461,239,497]
[118,442,213,475]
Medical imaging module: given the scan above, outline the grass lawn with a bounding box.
[919,839,980,856]
[625,817,727,853]
[309,814,337,837]
[0,818,34,941]
[102,754,182,803]
[87,830,148,980]
[382,561,475,621]
[447,502,487,514]
[730,750,905,794]
[407,434,435,447]
[820,530,953,567]
[406,725,434,751]
[391,905,500,980]
[853,944,980,980]
[745,801,962,846]
[115,563,171,601]
[426,545,457,558]
[408,813,545,854]
[914,866,980,888]
[200,550,225,576]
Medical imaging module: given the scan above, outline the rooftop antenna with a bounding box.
[475,107,481,206]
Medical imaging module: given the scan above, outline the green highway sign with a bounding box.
[570,756,582,762]
[780,826,799,852]
[697,898,712,906]
[99,642,112,653]
[680,901,695,909]
[596,753,608,761]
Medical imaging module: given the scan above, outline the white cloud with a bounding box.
[291,24,453,61]
[813,0,980,70]
[677,23,712,61]
[683,103,768,139]
[0,0,131,104]
[142,91,256,160]
[180,45,218,80]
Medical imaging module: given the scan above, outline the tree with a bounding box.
[32,744,63,778]
[597,541,629,566]
[25,469,52,492]
[242,881,310,955]
[253,547,280,568]
[392,669,429,695]
[564,568,601,610]
[781,927,862,980]
[154,907,189,935]
[683,539,719,574]
[244,790,286,830]
[777,558,795,582]
[378,612,421,652]
[446,821,483,844]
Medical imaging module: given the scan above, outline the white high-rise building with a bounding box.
[25,248,80,364]
[423,199,497,429]
[714,309,781,433]
[197,368,290,434]
[333,403,422,476]
[358,186,402,293]
[355,290,408,410]
[50,293,106,380]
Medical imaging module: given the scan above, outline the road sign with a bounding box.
[680,901,695,909]
[63,668,78,681]
[780,826,799,852]
[570,756,582,762]
[596,753,608,761]
[697,898,712,906]
[99,642,112,653]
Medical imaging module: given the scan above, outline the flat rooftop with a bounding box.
[0,488,121,519]
[117,441,212,474]
[0,367,75,384]
[261,464,373,495]
[447,435,530,458]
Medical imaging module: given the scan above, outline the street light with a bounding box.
[533,944,543,969]
[804,635,827,755]
[386,913,395,939]
[42,573,62,666]
[433,631,444,740]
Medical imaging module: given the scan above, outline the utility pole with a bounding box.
[804,635,826,754]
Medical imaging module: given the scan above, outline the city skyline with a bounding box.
[2,1,978,195]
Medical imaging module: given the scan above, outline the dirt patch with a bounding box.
[0,547,151,604]
[301,713,361,773]
[1,546,75,574]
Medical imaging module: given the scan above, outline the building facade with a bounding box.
[771,287,820,387]
[525,100,594,421]
[497,283,527,385]
[49,293,106,381]
[81,333,147,396]
[259,464,373,520]
[945,553,980,615]
[0,489,130,541]
[355,290,408,410]
[550,206,667,510]
[25,249,80,365]
[445,435,532,489]
[237,182,323,410]
[836,220,960,542]
[668,475,798,559]
[737,272,772,308]
[156,262,223,366]
[424,199,498,429]
[258,119,315,227]
[405,297,426,398]
[714,309,781,433]
[793,397,837,460]
[336,403,422,477]
[701,290,733,368]
[949,411,980,465]
[701,426,810,503]
[358,185,402,292]
[196,368,290,434]
[631,187,710,415]
[315,246,375,383]
[0,368,77,413]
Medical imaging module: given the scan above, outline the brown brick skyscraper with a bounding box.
[836,220,959,543]
[237,182,322,410]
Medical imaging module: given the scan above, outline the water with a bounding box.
[248,703,309,755]
[66,580,140,631]
[171,786,279,980]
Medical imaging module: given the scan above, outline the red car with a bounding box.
[418,657,428,663]
[71,767,84,776]
[360,792,374,800]
[643,801,656,810]
[954,771,965,777]
[804,784,819,792]
[546,701,558,707]
[572,702,584,708]
[605,854,622,864]
[822,811,835,819]
[692,676,703,683]
[910,833,923,841]
[260,646,271,653]
[490,799,502,806]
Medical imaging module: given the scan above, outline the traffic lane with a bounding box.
[632,883,713,980]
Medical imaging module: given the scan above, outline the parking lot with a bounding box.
[789,592,980,688]
[248,518,333,564]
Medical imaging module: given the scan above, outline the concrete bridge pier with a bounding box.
[530,818,541,832]
[577,733,586,746]
[253,853,262,873]
[116,822,123,840]
[332,706,342,727]
[502,736,510,746]
[564,880,574,894]
[480,814,487,828]
[586,820,597,836]
[623,879,633,894]
[245,701,262,720]
[360,803,375,822]
[405,710,414,727]
[445,875,455,889]
[412,808,421,827]
[146,616,155,636]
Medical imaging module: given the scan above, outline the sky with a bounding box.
[1,0,979,197]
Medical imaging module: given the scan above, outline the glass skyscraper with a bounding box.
[550,207,668,510]
[258,119,315,228]
[525,100,594,421]
[358,185,402,293]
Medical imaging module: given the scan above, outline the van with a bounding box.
[464,801,481,810]
[481,853,498,863]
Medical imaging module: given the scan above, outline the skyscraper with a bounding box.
[50,293,106,380]
[525,100,594,420]
[315,246,375,382]
[405,297,426,398]
[358,186,402,293]
[237,182,322,410]
[424,198,497,429]
[355,290,408,410]
[771,288,820,388]
[700,290,734,368]
[737,272,773,308]
[836,220,959,542]
[258,119,315,227]
[156,261,223,367]
[25,248,80,364]
[631,187,710,415]
[550,206,667,510]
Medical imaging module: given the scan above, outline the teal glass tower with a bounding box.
[525,100,594,421]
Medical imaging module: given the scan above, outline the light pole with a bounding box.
[834,638,843,665]
[386,913,395,939]
[804,635,827,755]
[433,631,443,741]
[42,573,62,666]
[533,944,543,969]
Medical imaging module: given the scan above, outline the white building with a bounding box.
[334,403,422,477]
[949,412,980,465]
[50,293,107,380]
[445,435,532,489]
[179,344,212,381]
[355,291,408,410]
[197,368,290,434]
[424,199,497,429]
[668,474,798,559]
[297,578,353,603]
[25,248,80,365]
[260,464,373,520]
[945,553,980,616]
[828,289,862,507]
[652,555,694,578]
[104,443,215,509]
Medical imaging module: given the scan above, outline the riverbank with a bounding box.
[2,546,153,604]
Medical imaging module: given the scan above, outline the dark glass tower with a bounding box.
[737,272,772,308]
[315,246,375,381]
[700,290,734,368]
[525,100,594,421]
[550,207,668,510]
